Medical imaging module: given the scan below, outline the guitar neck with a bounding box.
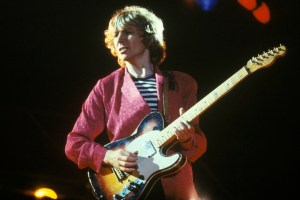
[153,66,250,147]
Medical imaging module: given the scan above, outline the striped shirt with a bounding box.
[132,75,158,111]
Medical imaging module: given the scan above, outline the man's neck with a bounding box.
[126,64,154,78]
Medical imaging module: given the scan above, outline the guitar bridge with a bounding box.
[113,177,145,200]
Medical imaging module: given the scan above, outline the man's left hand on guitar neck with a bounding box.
[174,107,195,150]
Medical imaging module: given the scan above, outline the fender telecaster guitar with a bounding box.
[87,44,286,200]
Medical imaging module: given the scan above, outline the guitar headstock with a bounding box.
[246,44,287,73]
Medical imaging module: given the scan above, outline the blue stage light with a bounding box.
[196,0,218,11]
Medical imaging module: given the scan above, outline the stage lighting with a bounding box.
[34,187,58,199]
[196,0,219,11]
[238,0,271,24]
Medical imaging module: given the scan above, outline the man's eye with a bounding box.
[114,32,119,37]
[114,30,135,37]
[125,31,133,35]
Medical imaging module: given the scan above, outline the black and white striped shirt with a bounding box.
[132,75,158,111]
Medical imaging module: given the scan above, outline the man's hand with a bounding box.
[174,107,195,146]
[103,149,138,172]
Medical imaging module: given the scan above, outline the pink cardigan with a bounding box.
[65,67,207,199]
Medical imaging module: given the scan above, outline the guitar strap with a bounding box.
[162,75,169,125]
[162,70,176,125]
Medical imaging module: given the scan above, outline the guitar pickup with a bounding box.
[143,140,156,157]
[112,167,127,182]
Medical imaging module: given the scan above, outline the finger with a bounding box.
[174,127,183,140]
[118,155,137,164]
[118,160,137,168]
[174,130,180,139]
[120,150,137,158]
[182,121,192,130]
[176,121,188,131]
[179,107,185,116]
[175,129,188,142]
[179,120,195,134]
[119,165,137,172]
[117,157,138,172]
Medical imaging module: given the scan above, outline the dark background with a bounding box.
[1,0,299,199]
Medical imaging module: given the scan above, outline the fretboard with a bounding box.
[152,67,250,147]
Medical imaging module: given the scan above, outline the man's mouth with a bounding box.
[118,47,128,53]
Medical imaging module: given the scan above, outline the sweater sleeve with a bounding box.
[65,79,108,173]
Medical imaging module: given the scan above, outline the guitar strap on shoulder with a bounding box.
[162,76,169,125]
[162,70,176,125]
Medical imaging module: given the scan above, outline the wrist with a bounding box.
[181,138,192,143]
[180,137,193,150]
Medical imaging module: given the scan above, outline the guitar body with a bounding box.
[88,112,187,200]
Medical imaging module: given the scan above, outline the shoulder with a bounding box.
[101,68,125,83]
[91,68,124,94]
[172,71,196,81]
[161,70,198,96]
[168,70,198,87]
[94,68,125,87]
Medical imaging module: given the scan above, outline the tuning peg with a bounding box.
[267,50,273,56]
[251,57,261,65]
[262,52,268,58]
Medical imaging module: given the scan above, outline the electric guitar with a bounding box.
[87,44,287,200]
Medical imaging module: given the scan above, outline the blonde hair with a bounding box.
[104,5,166,67]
